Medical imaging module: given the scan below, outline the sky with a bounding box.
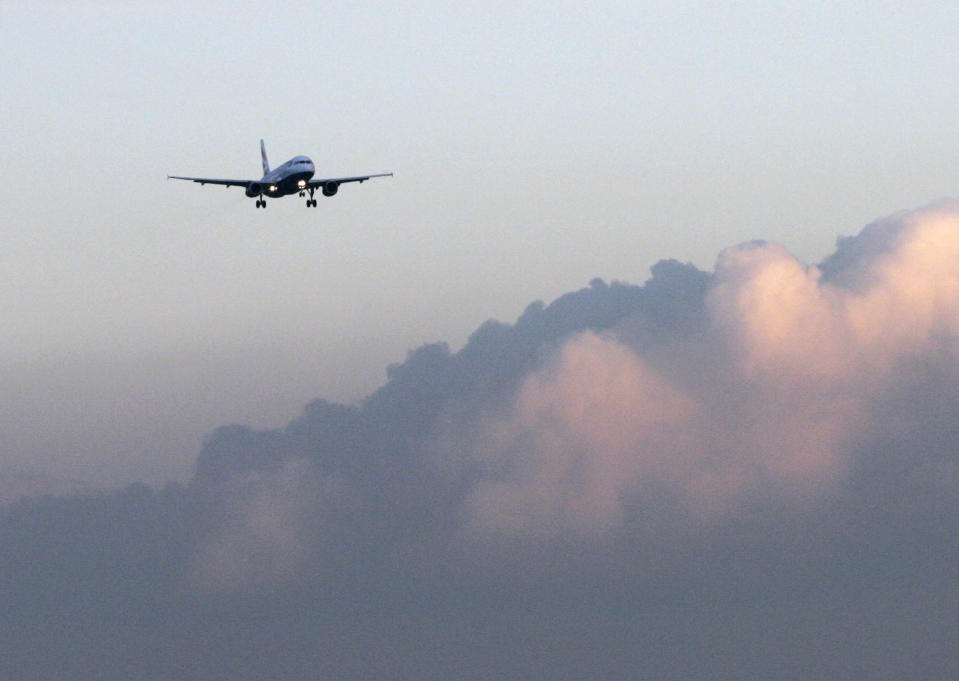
[4,3,959,677]
[4,199,959,678]
[3,2,959,488]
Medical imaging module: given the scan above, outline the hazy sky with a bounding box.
[5,5,959,678]
[4,198,959,679]
[3,1,959,487]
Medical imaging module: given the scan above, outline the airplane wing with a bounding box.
[167,176,253,188]
[306,172,393,188]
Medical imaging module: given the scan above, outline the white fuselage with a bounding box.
[246,156,316,198]
[169,139,391,208]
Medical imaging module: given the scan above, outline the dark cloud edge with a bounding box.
[5,211,959,678]
[4,242,957,602]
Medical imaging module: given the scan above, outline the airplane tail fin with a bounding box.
[260,139,270,175]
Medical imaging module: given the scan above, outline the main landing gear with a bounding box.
[305,188,317,207]
[255,199,266,208]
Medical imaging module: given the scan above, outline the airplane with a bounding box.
[168,140,392,208]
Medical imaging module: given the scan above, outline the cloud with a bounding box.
[460,331,696,538]
[3,202,959,678]
[187,458,349,593]
[449,200,959,540]
[126,200,959,561]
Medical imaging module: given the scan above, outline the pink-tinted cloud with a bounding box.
[188,459,348,592]
[461,331,694,539]
[457,202,959,540]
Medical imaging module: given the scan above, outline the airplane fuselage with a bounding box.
[246,156,316,198]
[168,140,391,208]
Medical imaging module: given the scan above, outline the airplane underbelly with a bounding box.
[264,171,314,197]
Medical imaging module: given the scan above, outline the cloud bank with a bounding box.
[3,202,959,679]
[453,201,959,543]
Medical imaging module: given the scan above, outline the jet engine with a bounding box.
[322,182,339,197]
[245,182,263,198]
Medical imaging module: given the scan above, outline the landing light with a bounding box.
[297,179,307,188]
[269,185,278,192]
